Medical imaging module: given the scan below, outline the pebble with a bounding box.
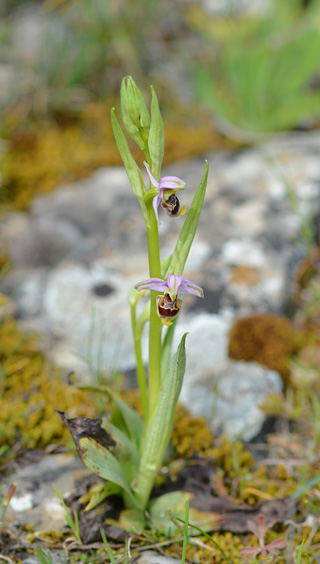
[133,552,181,564]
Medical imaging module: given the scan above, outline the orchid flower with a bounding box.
[144,162,187,224]
[135,273,204,325]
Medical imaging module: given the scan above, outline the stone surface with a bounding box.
[211,360,282,441]
[133,552,181,564]
[3,453,88,531]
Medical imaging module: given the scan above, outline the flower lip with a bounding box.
[156,294,181,326]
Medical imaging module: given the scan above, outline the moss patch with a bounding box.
[228,313,300,385]
[0,301,96,454]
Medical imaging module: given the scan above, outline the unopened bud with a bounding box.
[121,76,150,151]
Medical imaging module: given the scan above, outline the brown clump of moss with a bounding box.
[0,306,96,454]
[228,313,298,385]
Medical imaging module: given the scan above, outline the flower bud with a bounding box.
[120,76,150,151]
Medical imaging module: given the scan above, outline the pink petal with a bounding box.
[166,274,182,297]
[160,176,186,190]
[144,162,160,188]
[135,277,167,292]
[153,194,162,225]
[178,278,204,298]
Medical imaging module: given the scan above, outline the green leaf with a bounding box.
[135,334,188,508]
[77,385,143,449]
[148,491,225,537]
[79,436,141,509]
[111,108,149,227]
[109,394,143,450]
[101,418,140,483]
[161,322,176,383]
[168,162,209,275]
[106,508,146,533]
[57,410,141,509]
[84,481,121,511]
[148,86,165,181]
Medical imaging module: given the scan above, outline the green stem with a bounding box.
[146,210,162,416]
[130,303,148,420]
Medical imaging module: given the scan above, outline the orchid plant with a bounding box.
[59,77,208,533]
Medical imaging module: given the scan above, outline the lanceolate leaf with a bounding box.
[111,109,149,227]
[168,161,209,276]
[135,334,188,509]
[160,322,176,383]
[109,393,143,450]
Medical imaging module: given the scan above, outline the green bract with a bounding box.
[61,77,208,532]
[148,86,165,181]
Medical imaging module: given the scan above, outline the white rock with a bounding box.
[230,200,265,235]
[43,262,137,372]
[211,360,282,440]
[173,313,232,406]
[221,239,267,268]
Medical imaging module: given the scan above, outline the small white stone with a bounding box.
[135,550,181,564]
[10,493,33,512]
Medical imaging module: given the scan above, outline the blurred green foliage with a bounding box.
[2,0,183,119]
[191,0,320,137]
[2,0,320,143]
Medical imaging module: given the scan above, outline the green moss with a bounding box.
[0,300,96,454]
[171,405,216,458]
[211,435,254,478]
